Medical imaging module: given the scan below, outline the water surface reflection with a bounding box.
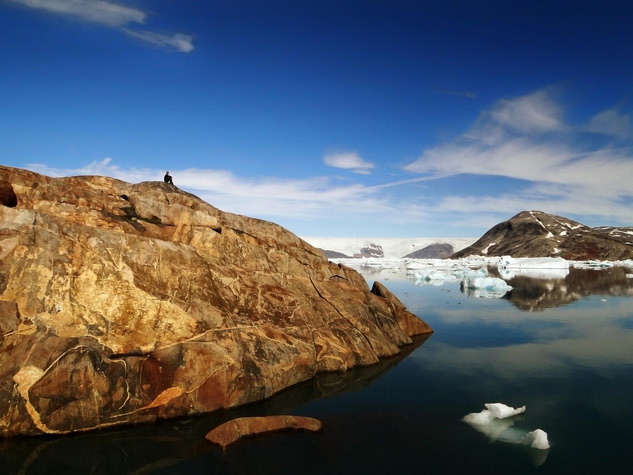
[2,268,633,474]
[0,336,427,475]
[497,266,633,311]
[392,275,633,474]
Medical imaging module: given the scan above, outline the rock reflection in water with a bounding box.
[0,335,428,475]
[499,267,633,311]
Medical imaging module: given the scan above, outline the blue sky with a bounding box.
[2,0,633,237]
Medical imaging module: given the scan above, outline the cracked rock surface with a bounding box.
[0,166,431,437]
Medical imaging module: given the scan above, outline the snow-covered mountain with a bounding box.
[452,210,633,260]
[301,236,476,259]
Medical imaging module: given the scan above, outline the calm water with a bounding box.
[2,267,633,474]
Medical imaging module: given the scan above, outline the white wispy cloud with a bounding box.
[10,0,194,53]
[26,158,391,223]
[485,90,565,135]
[404,89,633,221]
[324,152,374,175]
[584,108,633,139]
[122,29,194,53]
[9,0,145,26]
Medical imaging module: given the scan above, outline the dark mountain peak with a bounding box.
[498,210,588,234]
[452,210,633,260]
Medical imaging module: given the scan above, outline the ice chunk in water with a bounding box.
[462,409,517,442]
[525,428,550,450]
[498,256,570,279]
[485,402,526,419]
[462,403,550,461]
[462,409,494,425]
[498,256,569,269]
[461,276,512,298]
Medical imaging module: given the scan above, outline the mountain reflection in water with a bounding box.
[496,267,633,311]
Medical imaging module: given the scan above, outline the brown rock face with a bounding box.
[452,210,633,260]
[0,166,431,437]
[205,415,322,447]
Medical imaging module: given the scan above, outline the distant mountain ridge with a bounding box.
[452,210,633,260]
[302,237,475,259]
[404,243,455,259]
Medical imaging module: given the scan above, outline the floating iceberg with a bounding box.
[485,402,526,419]
[411,266,488,284]
[461,276,513,298]
[571,260,613,269]
[412,270,458,286]
[462,409,517,442]
[499,256,569,269]
[405,258,513,298]
[525,428,550,450]
[462,403,550,464]
[498,256,570,279]
[407,258,489,283]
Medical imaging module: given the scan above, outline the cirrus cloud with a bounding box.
[584,108,633,139]
[8,0,194,53]
[404,90,633,202]
[122,29,194,54]
[8,0,146,26]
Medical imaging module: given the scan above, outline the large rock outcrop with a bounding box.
[452,210,633,260]
[0,166,431,437]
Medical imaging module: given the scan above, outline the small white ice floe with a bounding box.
[409,263,488,284]
[572,260,613,269]
[525,428,551,450]
[485,402,526,419]
[499,256,569,270]
[461,276,513,298]
[498,256,570,280]
[462,403,550,452]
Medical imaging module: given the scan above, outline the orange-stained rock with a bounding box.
[0,165,432,437]
[205,415,322,447]
[371,281,433,336]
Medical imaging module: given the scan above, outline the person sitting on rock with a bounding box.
[164,171,174,185]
